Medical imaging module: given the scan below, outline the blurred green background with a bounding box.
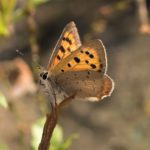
[0,0,150,150]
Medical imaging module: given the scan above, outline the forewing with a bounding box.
[47,21,81,71]
[52,40,107,75]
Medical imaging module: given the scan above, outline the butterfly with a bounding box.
[40,21,114,103]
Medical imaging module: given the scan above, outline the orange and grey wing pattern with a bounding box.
[55,72,114,102]
[52,40,107,75]
[47,21,81,71]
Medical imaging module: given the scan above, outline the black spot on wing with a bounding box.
[63,37,72,44]
[89,54,94,58]
[85,60,89,64]
[57,55,61,60]
[67,47,71,52]
[60,46,65,53]
[85,51,89,55]
[74,57,80,63]
[67,63,71,67]
[65,37,72,45]
[90,64,96,69]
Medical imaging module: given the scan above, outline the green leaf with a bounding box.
[31,117,63,150]
[0,0,16,36]
[0,140,9,150]
[0,92,8,108]
[1,0,7,12]
[50,125,63,150]
[31,117,77,150]
[7,0,16,14]
[60,133,78,150]
[31,117,45,150]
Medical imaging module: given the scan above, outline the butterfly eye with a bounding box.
[42,72,48,80]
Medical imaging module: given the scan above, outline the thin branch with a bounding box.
[38,104,58,150]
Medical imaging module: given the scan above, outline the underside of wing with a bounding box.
[55,71,114,101]
[47,21,81,71]
[52,40,107,75]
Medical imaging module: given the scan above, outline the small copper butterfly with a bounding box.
[40,22,114,103]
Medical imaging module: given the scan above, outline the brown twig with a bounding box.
[38,103,58,150]
[38,95,75,150]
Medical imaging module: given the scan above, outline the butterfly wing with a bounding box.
[53,40,114,101]
[47,21,81,71]
[55,71,114,101]
[52,40,107,75]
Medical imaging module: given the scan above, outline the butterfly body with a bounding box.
[40,22,114,103]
